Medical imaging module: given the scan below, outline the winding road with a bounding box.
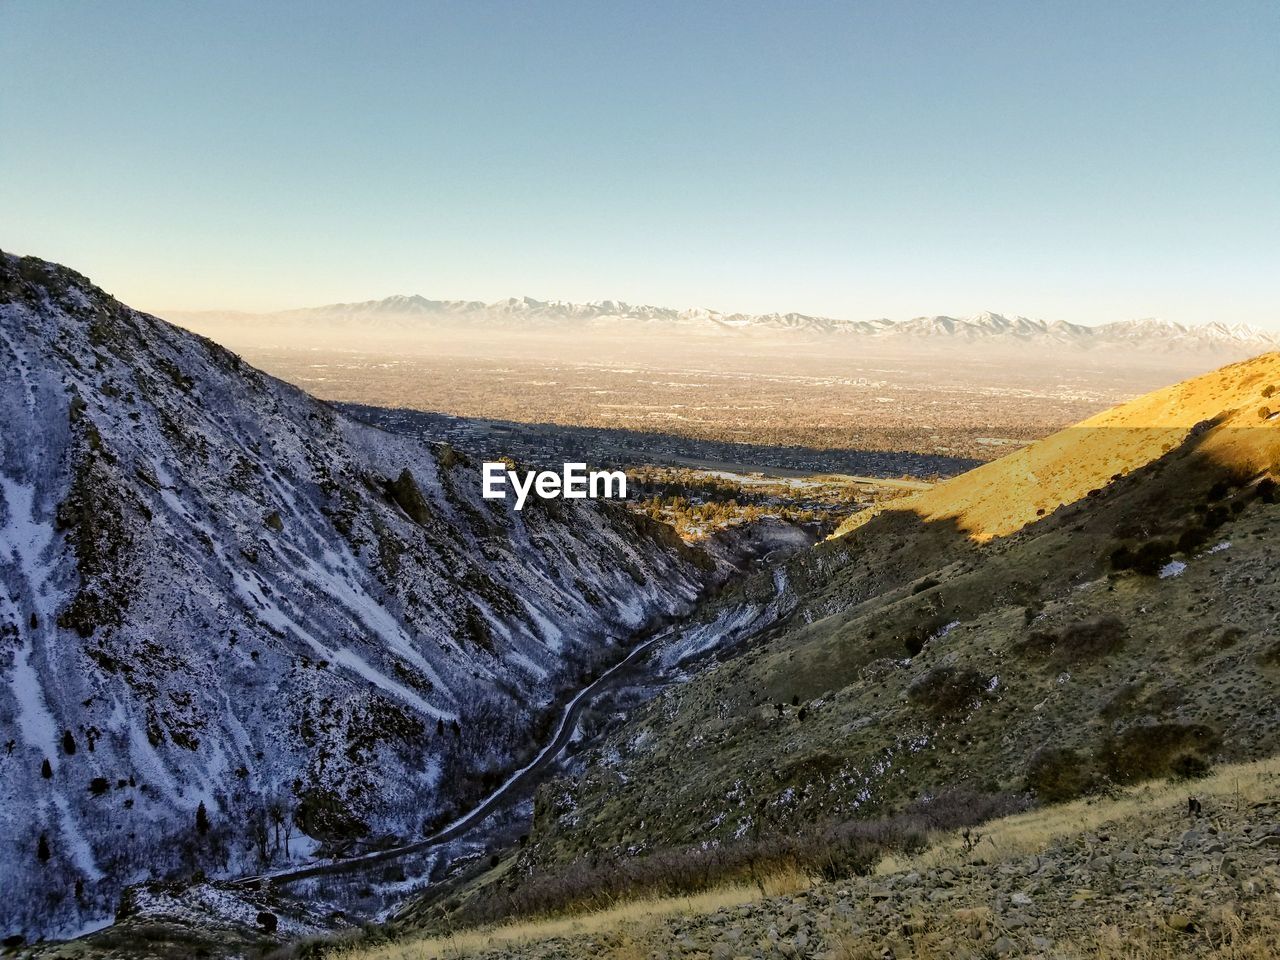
[231,624,674,889]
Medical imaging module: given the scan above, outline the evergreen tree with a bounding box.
[196,801,210,836]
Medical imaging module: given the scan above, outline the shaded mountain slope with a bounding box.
[496,353,1280,899]
[0,253,709,939]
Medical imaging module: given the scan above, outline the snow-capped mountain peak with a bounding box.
[169,299,1280,354]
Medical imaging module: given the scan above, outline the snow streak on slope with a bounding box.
[0,253,710,939]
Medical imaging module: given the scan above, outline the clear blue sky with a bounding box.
[2,1,1277,325]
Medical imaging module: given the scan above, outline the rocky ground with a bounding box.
[380,778,1280,960]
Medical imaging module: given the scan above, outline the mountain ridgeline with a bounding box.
[0,253,713,938]
[170,297,1280,355]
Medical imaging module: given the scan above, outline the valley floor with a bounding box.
[336,756,1280,960]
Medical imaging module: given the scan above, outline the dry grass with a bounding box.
[876,753,1280,876]
[837,352,1280,541]
[339,755,1280,960]
[824,908,1280,960]
[1087,909,1280,959]
[342,867,810,960]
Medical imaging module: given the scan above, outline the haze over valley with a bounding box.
[167,298,1275,464]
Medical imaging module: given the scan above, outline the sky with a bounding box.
[1,1,1277,326]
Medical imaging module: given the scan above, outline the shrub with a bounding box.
[295,788,368,842]
[902,630,927,658]
[385,468,432,525]
[1026,746,1095,802]
[1099,722,1220,783]
[1109,539,1176,576]
[907,666,990,718]
[901,613,957,658]
[1058,616,1127,659]
[1017,629,1057,658]
[1200,504,1231,530]
[1109,545,1135,570]
[443,790,1027,927]
[1177,525,1210,554]
[1132,539,1177,575]
[1256,639,1280,669]
[1100,682,1143,719]
[1013,619,1126,665]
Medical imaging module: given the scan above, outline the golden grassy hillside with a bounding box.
[839,351,1280,541]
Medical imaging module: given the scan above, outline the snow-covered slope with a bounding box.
[170,299,1280,354]
[0,253,709,939]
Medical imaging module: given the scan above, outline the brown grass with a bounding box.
[824,908,1280,960]
[340,877,805,960]
[876,753,1280,874]
[336,755,1280,960]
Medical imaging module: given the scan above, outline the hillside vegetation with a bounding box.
[334,754,1280,959]
[377,353,1280,954]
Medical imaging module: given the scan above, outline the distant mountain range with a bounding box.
[169,298,1280,354]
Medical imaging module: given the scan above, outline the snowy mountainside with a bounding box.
[0,253,709,939]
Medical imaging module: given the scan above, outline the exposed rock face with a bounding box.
[0,253,708,938]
